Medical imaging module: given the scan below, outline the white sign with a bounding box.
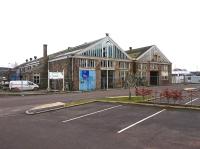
[49,72,64,79]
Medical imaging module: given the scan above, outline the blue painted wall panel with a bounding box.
[79,70,96,91]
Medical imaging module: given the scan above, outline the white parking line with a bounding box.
[62,105,122,123]
[117,98,199,134]
[117,109,166,134]
[185,98,199,105]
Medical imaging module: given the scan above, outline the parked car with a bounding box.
[9,80,39,91]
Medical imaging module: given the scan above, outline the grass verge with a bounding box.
[63,96,200,111]
[96,96,148,103]
[63,96,147,108]
[64,99,96,107]
[95,96,200,110]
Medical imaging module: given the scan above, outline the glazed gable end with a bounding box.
[136,45,171,64]
[75,36,133,61]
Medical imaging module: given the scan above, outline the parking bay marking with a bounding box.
[185,98,199,105]
[118,98,199,134]
[117,109,166,134]
[62,105,122,123]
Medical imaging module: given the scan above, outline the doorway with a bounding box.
[101,70,114,89]
[150,71,159,85]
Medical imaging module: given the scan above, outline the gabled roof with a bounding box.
[0,67,10,71]
[126,45,153,59]
[49,35,133,62]
[14,57,41,69]
[0,67,10,76]
[68,38,104,52]
[49,37,105,60]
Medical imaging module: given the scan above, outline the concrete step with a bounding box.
[25,102,65,115]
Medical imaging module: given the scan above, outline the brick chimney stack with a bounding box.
[43,44,47,57]
[129,47,132,51]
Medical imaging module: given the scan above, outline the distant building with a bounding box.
[13,45,48,89]
[190,71,200,76]
[0,67,10,77]
[126,45,172,86]
[172,68,190,83]
[0,67,10,84]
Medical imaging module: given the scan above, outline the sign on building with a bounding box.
[49,72,64,79]
[48,70,65,91]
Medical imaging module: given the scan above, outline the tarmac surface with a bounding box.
[0,84,200,149]
[0,102,200,149]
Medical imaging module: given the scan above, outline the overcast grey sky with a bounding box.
[0,0,200,71]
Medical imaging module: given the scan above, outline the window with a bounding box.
[142,64,147,70]
[150,64,158,70]
[33,73,40,84]
[153,54,158,61]
[103,47,107,57]
[101,60,113,68]
[137,64,142,70]
[119,70,128,80]
[161,71,168,80]
[162,76,168,80]
[88,60,95,68]
[162,65,168,71]
[79,43,128,60]
[119,62,129,69]
[79,59,87,67]
[108,61,113,67]
[142,72,147,78]
[108,45,113,58]
[28,81,34,85]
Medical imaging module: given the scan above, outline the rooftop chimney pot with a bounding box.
[106,33,109,36]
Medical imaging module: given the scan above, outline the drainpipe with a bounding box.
[62,69,64,91]
[47,61,50,91]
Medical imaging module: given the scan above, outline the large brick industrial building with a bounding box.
[11,34,172,91]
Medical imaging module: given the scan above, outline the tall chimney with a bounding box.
[43,44,47,57]
[129,47,132,51]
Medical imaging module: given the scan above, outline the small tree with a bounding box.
[126,74,147,100]
[126,74,137,100]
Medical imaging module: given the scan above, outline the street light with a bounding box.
[106,40,111,90]
[106,43,108,90]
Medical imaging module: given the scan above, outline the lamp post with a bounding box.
[106,43,109,90]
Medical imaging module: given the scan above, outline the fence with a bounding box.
[172,76,200,84]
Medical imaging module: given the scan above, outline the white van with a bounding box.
[9,80,39,91]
